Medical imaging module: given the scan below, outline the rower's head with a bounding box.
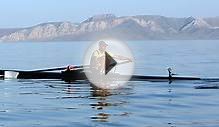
[98,41,108,52]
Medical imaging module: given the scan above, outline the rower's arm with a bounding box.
[113,55,132,62]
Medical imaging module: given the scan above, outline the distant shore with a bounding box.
[1,14,219,42]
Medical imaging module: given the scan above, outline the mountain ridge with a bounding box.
[1,14,219,42]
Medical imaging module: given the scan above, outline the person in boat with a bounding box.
[90,41,132,74]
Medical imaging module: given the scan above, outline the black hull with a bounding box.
[131,75,201,81]
[0,69,202,82]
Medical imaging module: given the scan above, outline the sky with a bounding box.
[1,0,219,28]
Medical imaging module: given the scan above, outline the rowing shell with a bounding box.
[2,69,217,83]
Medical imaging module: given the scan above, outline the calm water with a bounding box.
[0,40,219,127]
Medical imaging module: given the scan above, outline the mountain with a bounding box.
[0,28,21,38]
[1,14,219,42]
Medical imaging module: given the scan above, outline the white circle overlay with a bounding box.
[83,39,135,89]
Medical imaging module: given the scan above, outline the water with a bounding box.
[0,40,219,127]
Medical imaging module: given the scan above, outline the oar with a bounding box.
[30,65,89,72]
[29,66,67,72]
[117,60,132,66]
[0,60,132,73]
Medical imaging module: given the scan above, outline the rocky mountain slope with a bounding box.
[1,14,219,42]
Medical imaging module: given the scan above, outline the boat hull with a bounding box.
[0,70,202,82]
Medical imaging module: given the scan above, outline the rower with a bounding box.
[167,67,178,79]
[168,67,172,79]
[167,67,173,84]
[90,41,132,74]
[90,41,107,74]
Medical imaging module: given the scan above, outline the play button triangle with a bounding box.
[105,51,117,75]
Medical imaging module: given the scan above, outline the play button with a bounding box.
[83,40,134,89]
[105,51,117,75]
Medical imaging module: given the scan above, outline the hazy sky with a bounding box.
[1,0,219,28]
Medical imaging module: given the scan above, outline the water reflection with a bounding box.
[42,81,133,122]
[90,113,110,122]
[90,86,112,98]
[90,85,132,122]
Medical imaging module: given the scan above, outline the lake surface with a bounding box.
[0,40,219,127]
